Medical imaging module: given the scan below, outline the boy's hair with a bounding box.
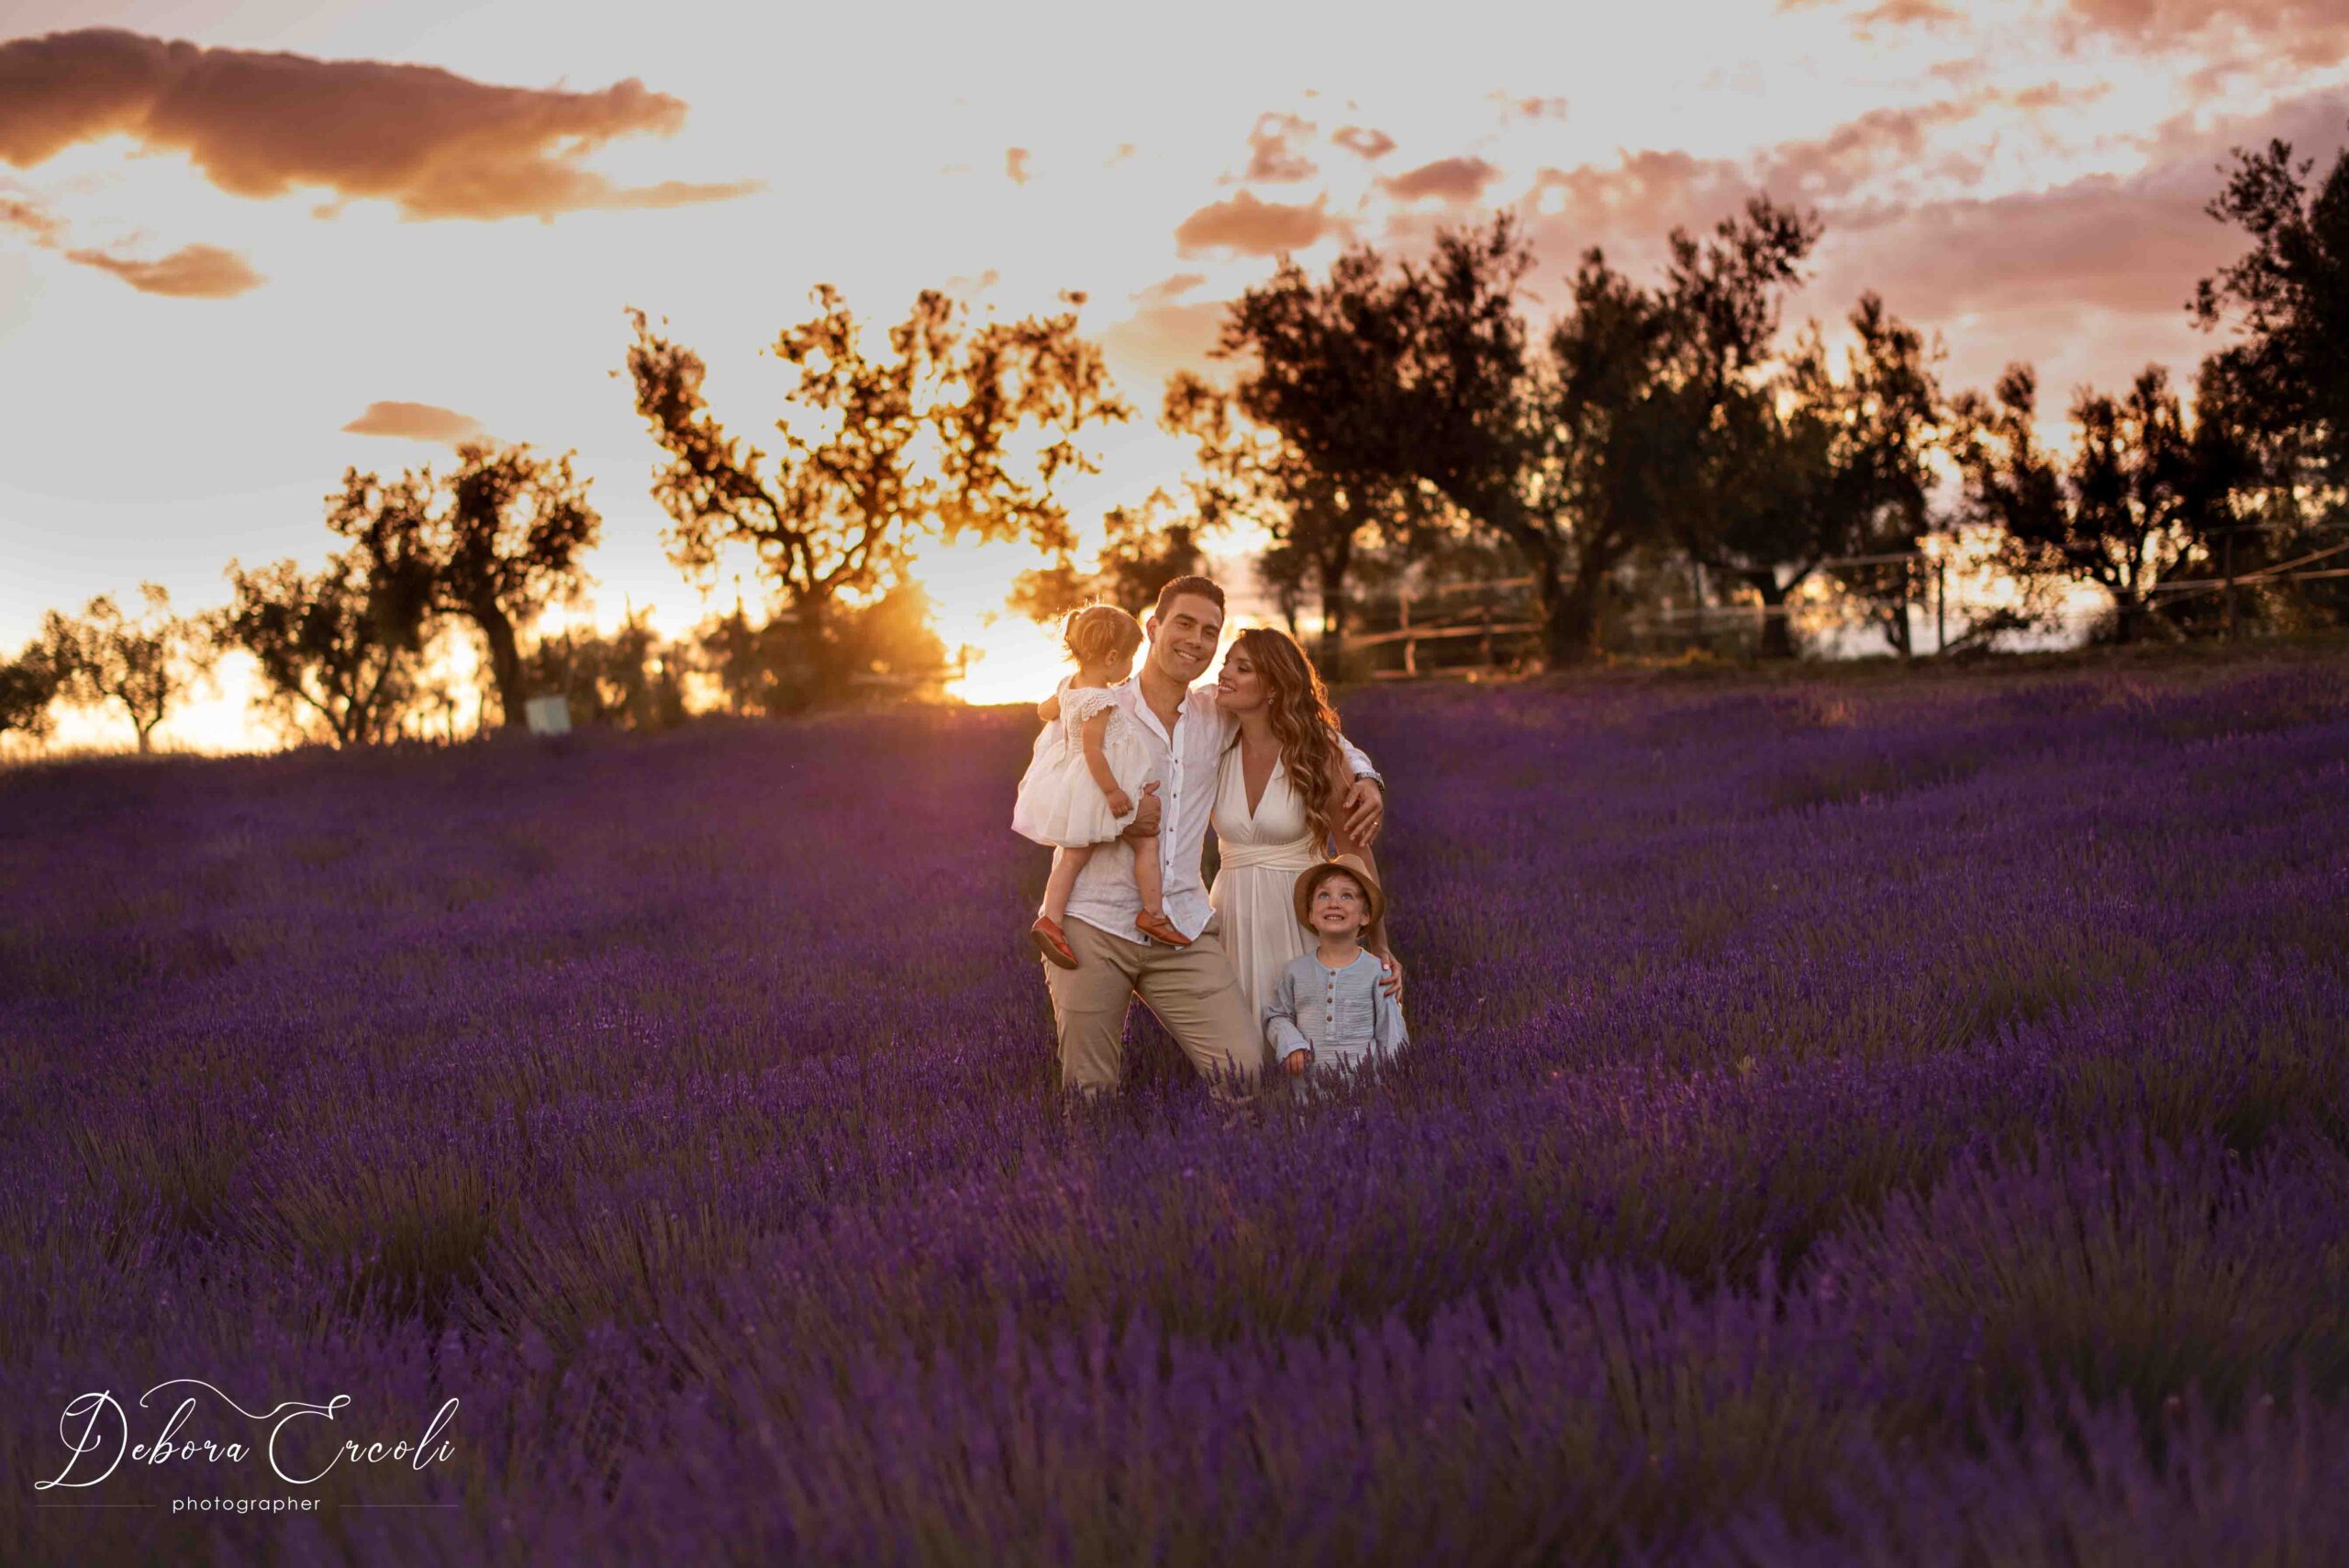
[1152,574,1225,623]
[1063,602,1145,666]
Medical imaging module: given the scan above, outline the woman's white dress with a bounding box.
[1011,682,1157,849]
[1208,743,1325,1062]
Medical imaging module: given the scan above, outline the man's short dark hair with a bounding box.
[1152,575,1225,623]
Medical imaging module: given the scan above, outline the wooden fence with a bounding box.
[1335,524,2349,673]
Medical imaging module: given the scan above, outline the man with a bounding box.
[1040,575,1391,1105]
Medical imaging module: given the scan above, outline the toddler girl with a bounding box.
[1013,603,1190,967]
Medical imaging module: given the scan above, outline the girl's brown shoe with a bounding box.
[1031,916,1079,969]
[1133,909,1193,947]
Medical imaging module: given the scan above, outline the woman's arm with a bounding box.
[1327,772,1403,1000]
[1373,973,1408,1052]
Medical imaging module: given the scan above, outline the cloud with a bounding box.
[1333,126,1397,159]
[1853,0,1965,24]
[1383,155,1505,204]
[1100,298,1230,393]
[1760,97,1987,198]
[1776,0,1967,29]
[1796,0,2349,57]
[61,241,262,297]
[5,191,261,296]
[1483,82,2349,435]
[0,194,65,245]
[1174,191,1340,256]
[2009,80,2113,111]
[340,400,488,442]
[1785,83,2349,398]
[0,28,757,221]
[1242,112,1317,183]
[1531,149,1754,240]
[1494,93,1571,121]
[2055,0,2349,64]
[1812,178,2232,322]
[1525,95,1994,240]
[1006,147,1030,184]
[1134,272,1208,305]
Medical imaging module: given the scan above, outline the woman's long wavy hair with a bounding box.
[1228,627,1344,851]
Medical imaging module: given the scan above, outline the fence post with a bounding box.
[1935,553,1947,655]
[1479,601,1494,666]
[2222,527,2237,641]
[1399,587,1417,677]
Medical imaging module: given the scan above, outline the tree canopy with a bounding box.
[626,287,1128,703]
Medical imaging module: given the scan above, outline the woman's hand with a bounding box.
[1341,778,1385,846]
[1370,946,1405,1001]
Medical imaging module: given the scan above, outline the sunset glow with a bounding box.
[5,1,2345,747]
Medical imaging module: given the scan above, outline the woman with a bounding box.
[1208,628,1397,1061]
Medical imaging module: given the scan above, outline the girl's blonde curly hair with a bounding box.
[1062,602,1144,668]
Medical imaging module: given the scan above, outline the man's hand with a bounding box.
[1370,946,1405,1002]
[1342,778,1386,846]
[1119,781,1163,840]
[1284,1048,1311,1076]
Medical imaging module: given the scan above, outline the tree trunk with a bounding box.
[1743,571,1797,660]
[1317,541,1352,680]
[1873,562,1914,658]
[1539,563,1603,666]
[476,605,528,728]
[1882,605,1914,658]
[792,593,832,709]
[2109,587,2139,645]
[1550,542,1617,665]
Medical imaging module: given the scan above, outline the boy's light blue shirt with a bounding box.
[1264,948,1408,1065]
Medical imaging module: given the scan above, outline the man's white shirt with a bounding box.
[1057,678,1376,945]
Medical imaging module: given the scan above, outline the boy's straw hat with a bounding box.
[1293,853,1385,931]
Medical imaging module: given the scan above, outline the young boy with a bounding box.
[1264,853,1408,1084]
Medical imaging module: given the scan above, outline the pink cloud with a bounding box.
[1174,191,1340,256]
[1383,155,1505,204]
[1243,113,1317,183]
[0,28,757,221]
[341,400,488,441]
[61,240,262,297]
[2057,0,2349,65]
[1099,298,1230,396]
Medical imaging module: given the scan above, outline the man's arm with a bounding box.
[1333,730,1385,847]
[1118,781,1161,840]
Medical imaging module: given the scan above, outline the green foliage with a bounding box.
[41,583,210,752]
[1008,488,1214,628]
[221,490,436,747]
[625,287,1128,703]
[0,639,59,741]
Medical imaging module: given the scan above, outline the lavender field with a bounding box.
[6,651,2349,1566]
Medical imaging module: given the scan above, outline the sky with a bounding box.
[4,0,2346,748]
